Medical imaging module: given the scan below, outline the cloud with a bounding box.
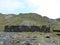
[0,0,60,19]
[26,0,60,19]
[0,0,25,13]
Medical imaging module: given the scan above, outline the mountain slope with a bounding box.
[0,13,60,31]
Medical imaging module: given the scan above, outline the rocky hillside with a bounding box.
[0,13,60,31]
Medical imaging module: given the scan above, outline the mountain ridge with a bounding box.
[0,13,60,31]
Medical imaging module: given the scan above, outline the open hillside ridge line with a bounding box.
[0,13,60,31]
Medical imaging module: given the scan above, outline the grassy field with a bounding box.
[0,13,60,31]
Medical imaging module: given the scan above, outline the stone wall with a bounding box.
[4,25,50,32]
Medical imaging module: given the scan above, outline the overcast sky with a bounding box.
[0,0,60,19]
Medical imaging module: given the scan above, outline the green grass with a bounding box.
[0,13,60,32]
